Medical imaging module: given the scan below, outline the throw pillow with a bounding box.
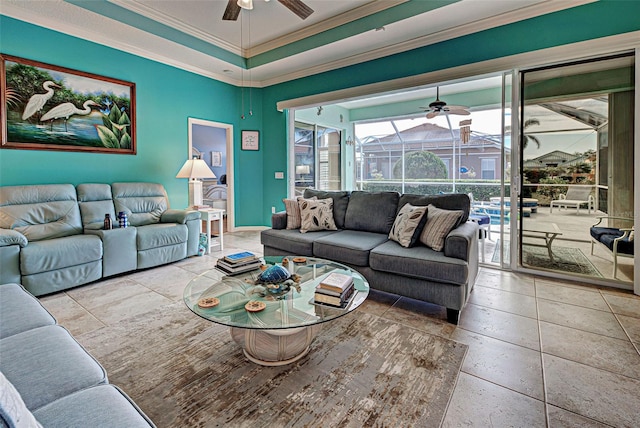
[419,204,463,251]
[283,196,316,229]
[299,198,338,233]
[388,203,428,248]
[0,372,43,428]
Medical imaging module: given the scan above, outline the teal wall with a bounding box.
[260,0,640,225]
[0,16,264,226]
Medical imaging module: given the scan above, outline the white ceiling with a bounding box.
[1,0,591,87]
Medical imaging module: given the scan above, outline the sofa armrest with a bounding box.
[0,229,28,248]
[444,221,478,261]
[161,209,201,224]
[271,212,287,230]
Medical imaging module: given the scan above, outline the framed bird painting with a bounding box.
[1,54,136,154]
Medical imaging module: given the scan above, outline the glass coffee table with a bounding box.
[184,256,369,366]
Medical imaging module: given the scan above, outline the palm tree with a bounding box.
[523,118,541,149]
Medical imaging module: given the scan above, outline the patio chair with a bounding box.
[590,216,634,279]
[550,186,594,214]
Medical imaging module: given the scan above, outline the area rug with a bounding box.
[76,301,467,427]
[492,239,603,277]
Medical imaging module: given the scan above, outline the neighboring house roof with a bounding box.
[523,150,590,168]
[359,122,506,153]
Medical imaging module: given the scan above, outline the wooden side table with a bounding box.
[198,208,225,253]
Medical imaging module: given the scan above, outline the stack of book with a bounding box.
[314,272,355,308]
[216,252,261,275]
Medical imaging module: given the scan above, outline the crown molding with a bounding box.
[247,0,407,57]
[277,30,640,110]
[110,0,241,55]
[259,0,595,87]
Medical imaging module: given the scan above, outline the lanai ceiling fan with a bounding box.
[223,0,314,21]
[420,87,470,119]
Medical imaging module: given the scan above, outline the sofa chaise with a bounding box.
[0,283,155,427]
[0,182,201,296]
[261,190,478,324]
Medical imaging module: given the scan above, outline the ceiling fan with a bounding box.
[223,0,314,21]
[421,87,470,119]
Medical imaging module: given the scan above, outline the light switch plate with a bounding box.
[275,172,284,179]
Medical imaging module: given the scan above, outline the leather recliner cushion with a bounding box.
[20,235,102,275]
[136,223,187,251]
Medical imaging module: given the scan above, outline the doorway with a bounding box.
[188,117,235,231]
[518,53,635,285]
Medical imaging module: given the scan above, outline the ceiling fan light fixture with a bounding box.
[237,0,253,10]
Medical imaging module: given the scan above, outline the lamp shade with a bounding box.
[295,165,310,175]
[176,159,217,180]
[237,0,253,10]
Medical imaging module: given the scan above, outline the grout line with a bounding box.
[533,277,551,428]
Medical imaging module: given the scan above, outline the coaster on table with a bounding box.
[292,257,307,263]
[245,300,266,312]
[198,297,219,308]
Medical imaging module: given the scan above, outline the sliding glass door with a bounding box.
[519,53,635,284]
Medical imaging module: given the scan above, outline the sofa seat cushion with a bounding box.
[20,235,102,275]
[261,228,339,256]
[0,284,56,339]
[0,325,107,410]
[33,385,155,428]
[136,223,187,251]
[313,230,389,267]
[370,240,468,286]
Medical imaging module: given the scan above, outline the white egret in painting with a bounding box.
[22,81,60,120]
[41,100,100,131]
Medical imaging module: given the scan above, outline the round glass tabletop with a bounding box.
[183,256,369,330]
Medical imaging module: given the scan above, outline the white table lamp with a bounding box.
[176,158,217,208]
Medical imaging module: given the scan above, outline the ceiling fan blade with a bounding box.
[279,0,314,19]
[447,109,471,116]
[426,111,439,119]
[223,0,241,20]
[444,105,468,110]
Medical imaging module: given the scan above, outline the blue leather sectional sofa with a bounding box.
[261,190,479,324]
[0,283,155,427]
[0,182,201,296]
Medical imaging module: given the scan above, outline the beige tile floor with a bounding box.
[39,231,640,427]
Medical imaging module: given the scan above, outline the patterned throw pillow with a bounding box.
[388,203,428,248]
[299,198,338,233]
[0,372,43,428]
[419,204,463,251]
[283,197,316,229]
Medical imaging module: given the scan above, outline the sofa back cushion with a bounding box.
[303,189,350,229]
[112,183,168,227]
[77,184,116,230]
[0,184,82,242]
[398,193,470,225]
[344,191,399,234]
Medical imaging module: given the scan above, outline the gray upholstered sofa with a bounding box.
[261,190,478,324]
[0,182,201,296]
[0,283,155,427]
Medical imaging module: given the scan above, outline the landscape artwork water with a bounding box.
[1,54,136,154]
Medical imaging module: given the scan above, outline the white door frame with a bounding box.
[188,117,235,232]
